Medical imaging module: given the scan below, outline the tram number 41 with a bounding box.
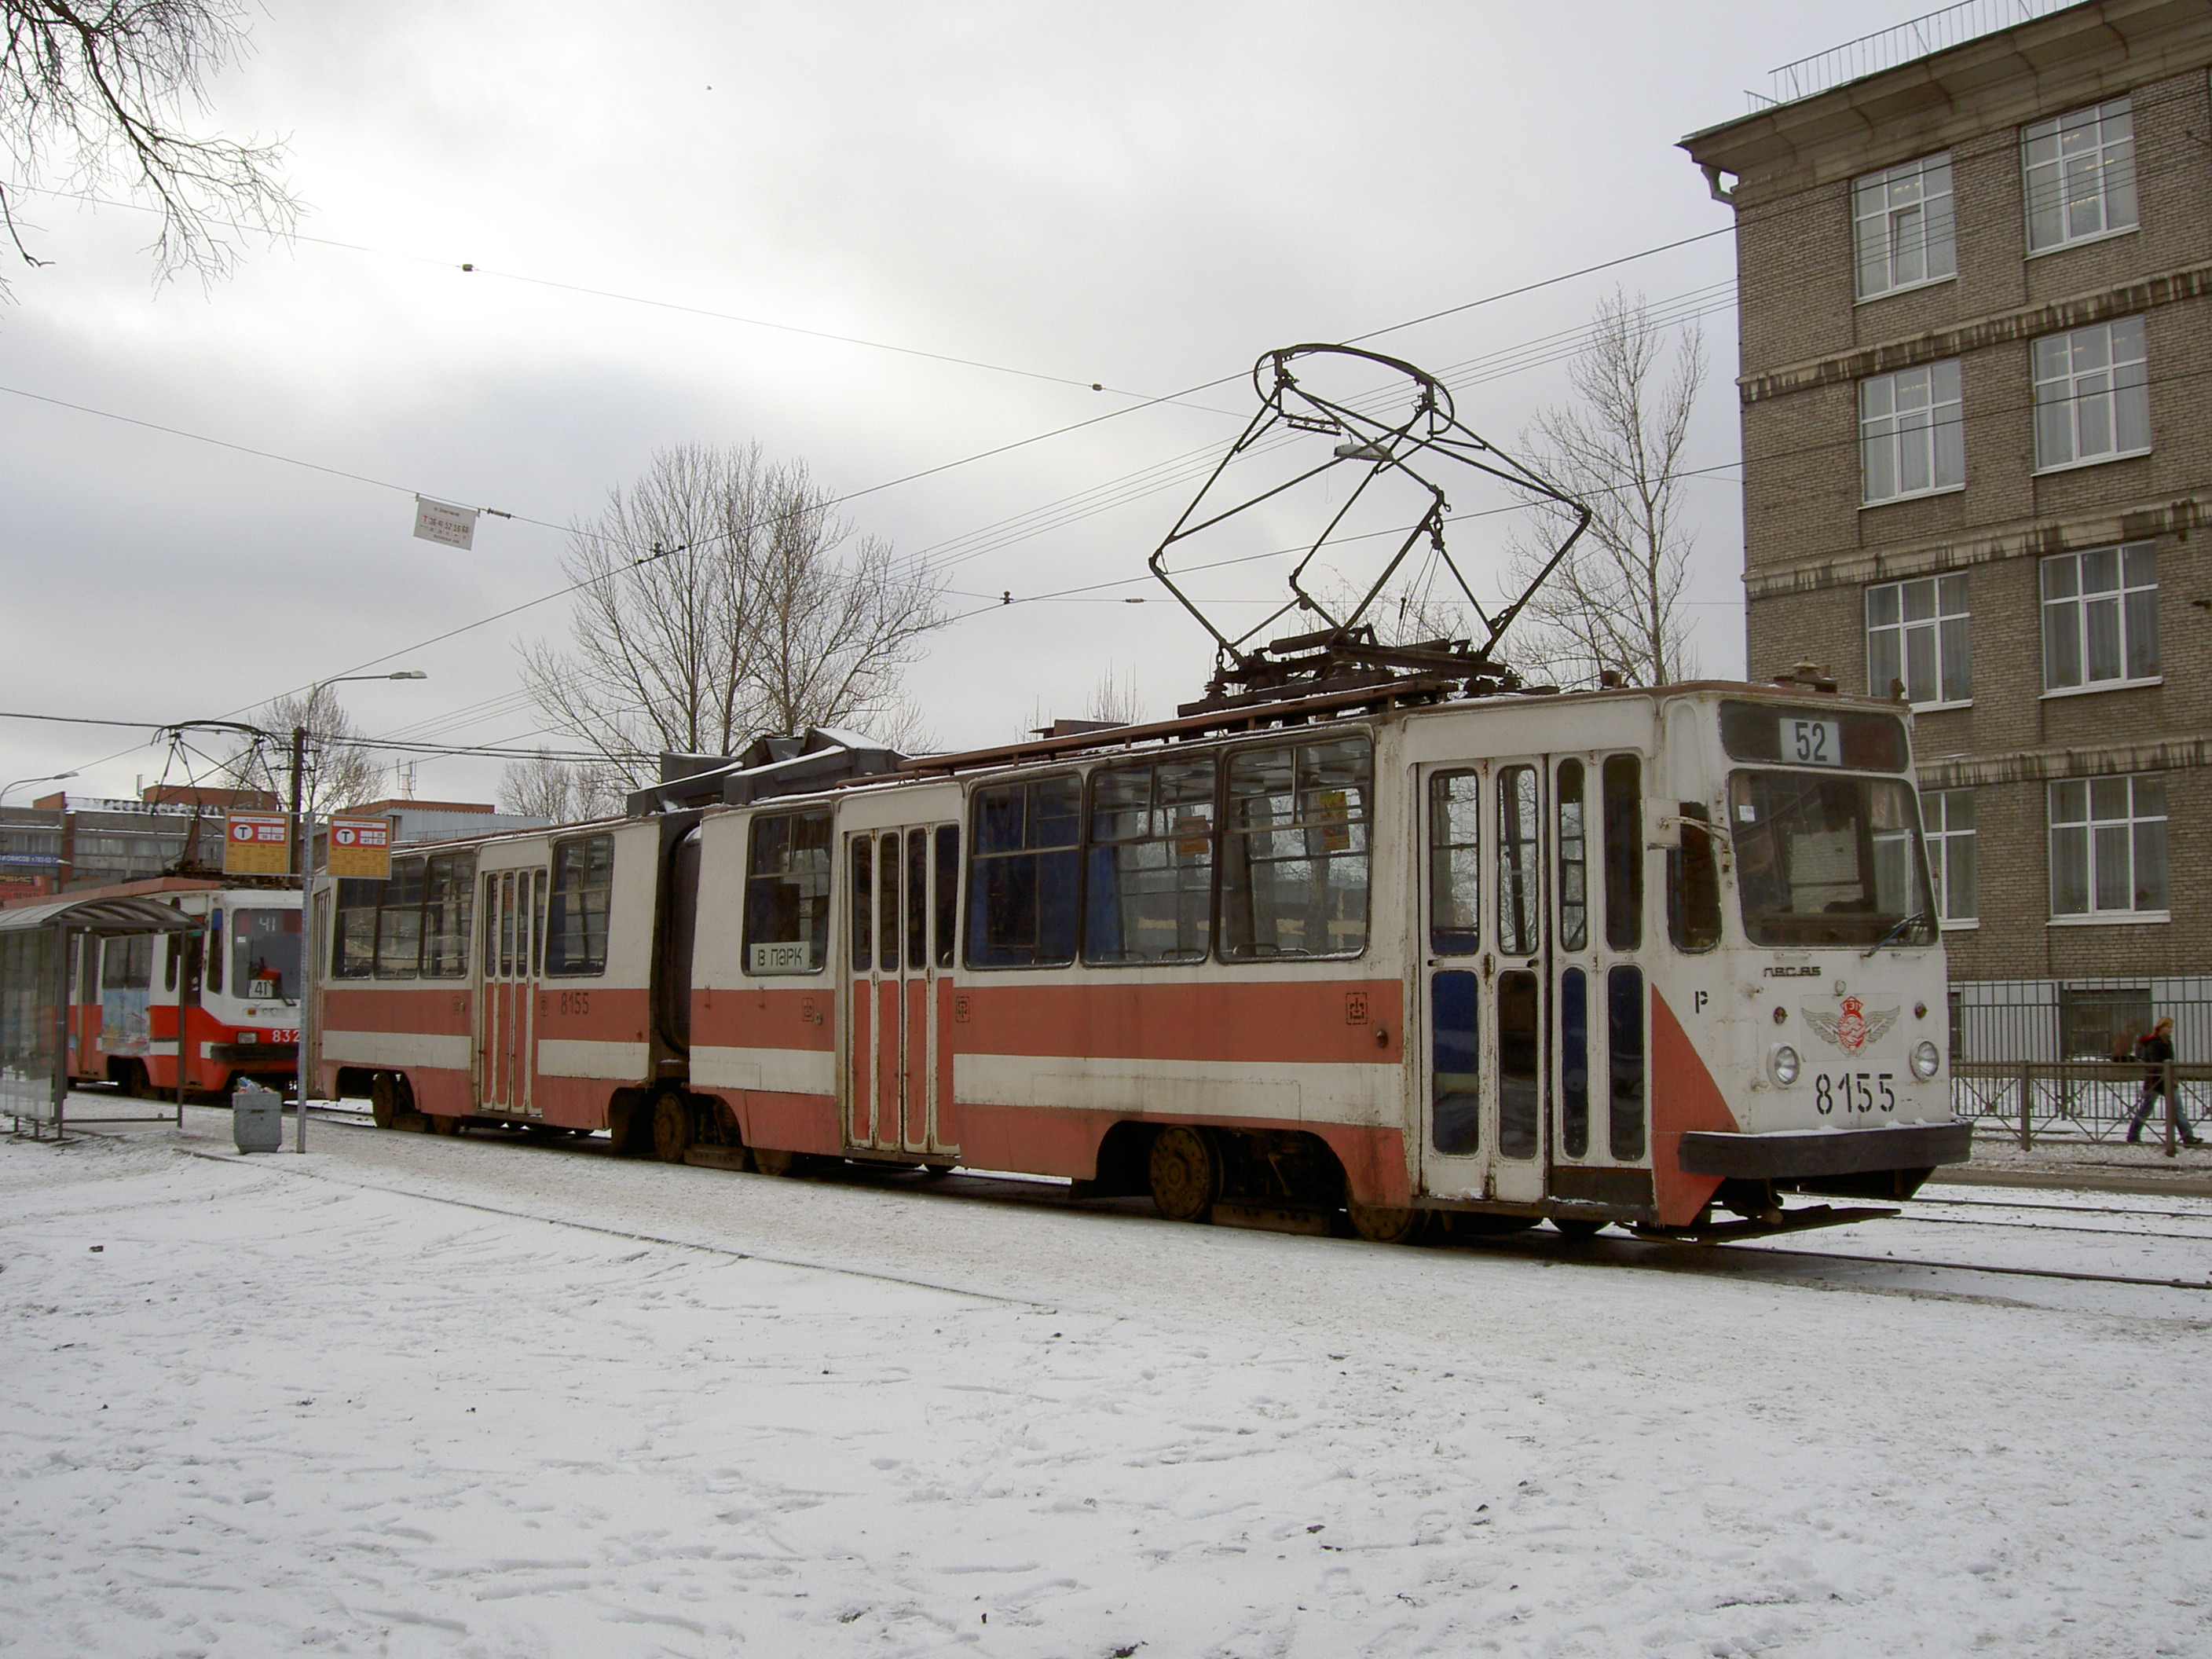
[1815,1071,1895,1115]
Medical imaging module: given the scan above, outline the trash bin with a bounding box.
[232,1081,284,1153]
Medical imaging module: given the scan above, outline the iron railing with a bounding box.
[1954,1062,2209,1152]
[1752,0,2077,110]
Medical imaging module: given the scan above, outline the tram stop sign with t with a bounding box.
[223,811,291,876]
[328,815,394,880]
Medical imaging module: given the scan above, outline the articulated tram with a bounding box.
[317,679,1968,1241]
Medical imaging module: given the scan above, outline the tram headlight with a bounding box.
[1770,1044,1800,1086]
[1910,1040,1941,1081]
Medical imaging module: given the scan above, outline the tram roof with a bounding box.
[0,894,205,936]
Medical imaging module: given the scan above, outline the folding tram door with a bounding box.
[843,822,960,1160]
[477,866,548,1117]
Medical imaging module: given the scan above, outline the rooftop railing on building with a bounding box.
[1750,0,2078,111]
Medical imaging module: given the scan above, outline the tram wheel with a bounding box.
[427,1113,462,1137]
[369,1074,405,1130]
[1148,1126,1221,1223]
[1347,1202,1430,1245]
[753,1148,801,1177]
[651,1093,693,1164]
[604,1093,649,1155]
[1551,1218,1608,1241]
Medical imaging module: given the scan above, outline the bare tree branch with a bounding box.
[496,750,625,822]
[1503,289,1705,688]
[522,443,947,784]
[0,1,295,296]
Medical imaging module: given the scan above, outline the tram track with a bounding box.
[278,1103,2212,1302]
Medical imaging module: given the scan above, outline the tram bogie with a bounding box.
[316,680,1970,1240]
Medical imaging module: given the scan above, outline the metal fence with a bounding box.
[1950,978,2212,1147]
[1754,0,2075,110]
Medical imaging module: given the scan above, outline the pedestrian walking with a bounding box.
[2125,1016,2202,1146]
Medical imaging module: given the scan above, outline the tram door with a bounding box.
[1420,760,1550,1205]
[844,824,960,1157]
[477,868,548,1117]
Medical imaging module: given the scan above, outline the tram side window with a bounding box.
[1609,965,1646,1161]
[849,834,873,972]
[375,859,427,978]
[421,853,475,978]
[1429,771,1481,955]
[101,934,153,990]
[1497,765,1541,957]
[967,775,1081,968]
[334,881,379,978]
[1085,758,1214,965]
[1602,754,1645,950]
[1668,803,1722,953]
[545,834,614,976]
[934,826,959,969]
[743,811,833,975]
[1221,736,1372,961]
[207,909,224,994]
[1558,760,1588,952]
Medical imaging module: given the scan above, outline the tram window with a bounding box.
[499,873,516,977]
[1608,965,1646,1161]
[1085,758,1214,965]
[1430,969,1480,1155]
[1221,735,1372,961]
[479,877,499,978]
[206,909,224,994]
[850,835,873,972]
[1560,966,1589,1159]
[1668,803,1723,953]
[545,834,614,976]
[375,859,427,978]
[419,853,474,978]
[742,811,833,975]
[934,826,959,969]
[334,881,379,979]
[1602,755,1644,950]
[1558,760,1588,952]
[906,829,928,971]
[231,909,302,1000]
[1497,970,1540,1159]
[532,870,548,976]
[1428,771,1481,955]
[163,935,178,992]
[101,934,153,991]
[1497,766,1541,957]
[879,833,901,968]
[967,775,1082,969]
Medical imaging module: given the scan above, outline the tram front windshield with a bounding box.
[1730,771,1934,948]
[230,910,302,1001]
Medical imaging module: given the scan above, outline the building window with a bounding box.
[1854,152,1954,299]
[2033,317,2148,471]
[2023,97,2136,253]
[2050,775,2166,918]
[2042,544,2157,690]
[1866,574,1969,705]
[1924,788,1976,925]
[1861,360,1962,505]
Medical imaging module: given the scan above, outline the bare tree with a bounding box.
[522,443,945,785]
[496,750,624,822]
[218,687,387,816]
[1084,664,1146,726]
[1503,290,1704,687]
[1,1,295,295]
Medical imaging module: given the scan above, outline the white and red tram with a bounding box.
[316,680,1968,1240]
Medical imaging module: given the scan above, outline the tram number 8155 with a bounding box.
[1814,1071,1896,1115]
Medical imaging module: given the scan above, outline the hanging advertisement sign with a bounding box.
[326,815,394,880]
[223,811,291,876]
[412,496,479,550]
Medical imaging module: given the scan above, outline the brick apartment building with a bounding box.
[1681,0,2212,1060]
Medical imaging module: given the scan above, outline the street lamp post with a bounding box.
[291,672,426,1151]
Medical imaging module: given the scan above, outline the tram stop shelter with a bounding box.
[1,895,203,1140]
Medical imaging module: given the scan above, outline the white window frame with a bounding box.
[2049,774,2167,921]
[2033,317,2149,473]
[2023,97,2137,254]
[1854,152,1956,302]
[1866,573,1970,708]
[2041,543,2159,695]
[1925,787,1976,928]
[1860,360,1965,507]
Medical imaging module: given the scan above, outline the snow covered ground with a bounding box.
[3,1108,2209,1658]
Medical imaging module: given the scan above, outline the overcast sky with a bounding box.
[0,1,1929,805]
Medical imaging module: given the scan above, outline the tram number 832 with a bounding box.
[1814,1071,1896,1115]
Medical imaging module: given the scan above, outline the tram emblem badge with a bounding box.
[1805,995,1899,1057]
